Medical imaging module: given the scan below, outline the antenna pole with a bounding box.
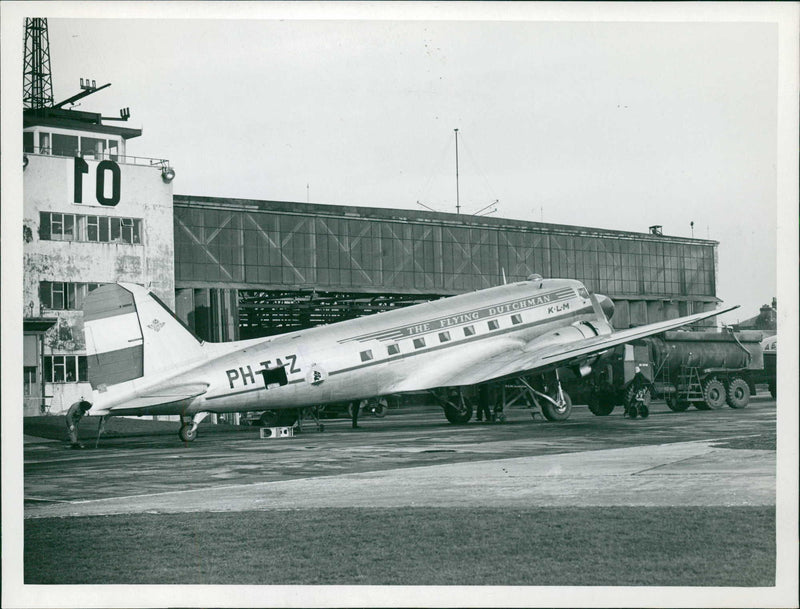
[454,128,460,215]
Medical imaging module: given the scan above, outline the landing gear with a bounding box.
[539,389,572,421]
[179,412,209,443]
[259,409,299,427]
[432,387,474,424]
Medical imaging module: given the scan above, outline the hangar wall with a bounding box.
[173,195,719,340]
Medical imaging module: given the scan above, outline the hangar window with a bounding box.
[51,133,79,157]
[387,344,400,356]
[41,212,75,241]
[40,282,102,310]
[487,320,500,331]
[463,325,476,337]
[511,314,523,325]
[360,349,373,362]
[44,355,88,383]
[40,212,141,244]
[438,331,451,343]
[413,337,426,349]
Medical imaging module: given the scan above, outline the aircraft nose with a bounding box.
[596,294,615,320]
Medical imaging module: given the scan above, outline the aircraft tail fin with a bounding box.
[83,283,206,390]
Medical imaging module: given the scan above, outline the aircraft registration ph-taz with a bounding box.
[82,275,737,442]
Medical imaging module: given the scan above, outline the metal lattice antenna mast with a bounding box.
[23,18,54,109]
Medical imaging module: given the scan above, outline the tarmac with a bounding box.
[23,397,776,519]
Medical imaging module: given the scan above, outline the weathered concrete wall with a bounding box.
[23,150,175,413]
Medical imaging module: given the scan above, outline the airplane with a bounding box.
[81,275,738,442]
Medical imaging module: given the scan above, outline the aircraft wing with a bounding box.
[387,304,738,392]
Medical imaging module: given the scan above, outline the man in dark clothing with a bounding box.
[476,385,493,422]
[65,399,92,448]
[351,400,361,429]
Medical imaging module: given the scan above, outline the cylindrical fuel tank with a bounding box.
[644,330,764,373]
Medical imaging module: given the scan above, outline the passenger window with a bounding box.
[488,320,499,331]
[360,350,373,362]
[413,337,426,349]
[463,326,476,337]
[439,331,451,343]
[387,344,400,356]
[511,314,522,325]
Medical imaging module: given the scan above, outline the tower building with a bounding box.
[22,19,176,415]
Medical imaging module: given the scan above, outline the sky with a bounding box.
[10,6,794,322]
[38,13,782,322]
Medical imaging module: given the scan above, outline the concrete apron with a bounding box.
[25,441,775,518]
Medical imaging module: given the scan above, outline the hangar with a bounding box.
[173,195,719,343]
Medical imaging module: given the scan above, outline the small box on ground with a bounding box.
[260,426,294,439]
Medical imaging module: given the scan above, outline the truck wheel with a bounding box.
[702,378,727,410]
[665,396,691,412]
[541,391,572,421]
[726,377,750,409]
[587,394,615,416]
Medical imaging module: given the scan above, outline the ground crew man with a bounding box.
[65,399,92,448]
[476,384,493,422]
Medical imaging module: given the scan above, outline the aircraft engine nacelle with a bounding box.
[524,320,613,373]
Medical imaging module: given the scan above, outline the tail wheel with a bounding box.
[540,391,572,421]
[179,424,197,442]
[726,377,750,409]
[702,377,727,409]
[665,396,691,412]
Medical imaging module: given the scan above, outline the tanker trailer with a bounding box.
[579,329,764,417]
[645,329,764,411]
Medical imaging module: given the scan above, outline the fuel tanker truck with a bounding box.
[574,329,767,418]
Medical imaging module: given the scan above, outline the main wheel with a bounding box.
[439,388,474,424]
[702,377,727,409]
[637,403,649,418]
[179,424,197,442]
[665,395,691,412]
[370,398,388,417]
[726,377,750,409]
[444,402,473,424]
[587,393,615,416]
[540,391,572,421]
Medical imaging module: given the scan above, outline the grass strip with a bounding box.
[25,506,774,586]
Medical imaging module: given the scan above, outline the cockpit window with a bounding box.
[578,287,590,299]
